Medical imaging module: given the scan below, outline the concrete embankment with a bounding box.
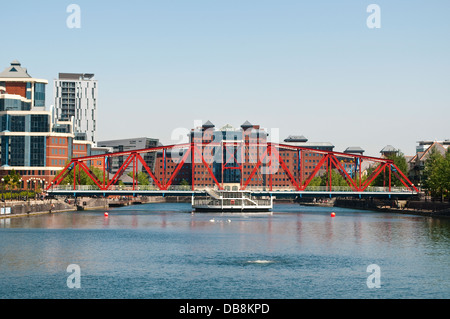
[334,198,450,218]
[0,196,166,219]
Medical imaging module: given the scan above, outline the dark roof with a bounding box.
[284,135,308,143]
[344,146,365,154]
[380,145,397,153]
[58,73,95,80]
[241,120,253,128]
[202,120,215,128]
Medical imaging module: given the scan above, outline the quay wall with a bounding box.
[0,196,166,219]
[334,198,450,218]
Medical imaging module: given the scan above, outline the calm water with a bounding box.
[0,203,449,299]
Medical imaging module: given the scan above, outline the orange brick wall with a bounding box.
[46,136,70,167]
[5,82,27,98]
[72,143,88,158]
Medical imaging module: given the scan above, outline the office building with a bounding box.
[53,73,98,143]
[0,60,102,186]
[282,134,335,182]
[154,121,336,189]
[97,137,160,179]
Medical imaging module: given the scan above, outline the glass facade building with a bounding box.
[0,60,88,185]
[33,83,46,107]
[0,97,32,111]
[0,114,50,167]
[0,114,49,132]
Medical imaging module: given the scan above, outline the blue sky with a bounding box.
[1,0,449,157]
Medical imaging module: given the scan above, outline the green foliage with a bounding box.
[3,169,21,190]
[370,151,409,187]
[307,176,322,187]
[423,148,450,199]
[180,179,190,186]
[319,169,348,187]
[1,191,36,201]
[304,171,349,188]
[58,163,107,187]
[57,163,154,187]
[127,171,150,185]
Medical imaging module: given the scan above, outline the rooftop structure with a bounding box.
[283,135,334,151]
[0,60,48,110]
[344,146,365,155]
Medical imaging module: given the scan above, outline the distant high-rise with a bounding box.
[53,73,97,143]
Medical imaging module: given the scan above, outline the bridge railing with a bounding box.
[47,185,195,192]
[47,185,416,193]
[244,186,415,193]
[193,198,272,207]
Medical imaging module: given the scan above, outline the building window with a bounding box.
[30,115,49,132]
[10,116,25,132]
[30,136,45,166]
[34,83,46,107]
[0,98,31,111]
[10,136,25,166]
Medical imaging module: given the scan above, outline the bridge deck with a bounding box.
[46,189,418,199]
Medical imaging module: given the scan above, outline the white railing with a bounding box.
[244,186,414,193]
[192,198,272,207]
[48,185,415,193]
[48,185,193,191]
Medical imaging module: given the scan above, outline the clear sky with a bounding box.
[1,0,449,157]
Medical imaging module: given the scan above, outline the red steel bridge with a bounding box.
[46,142,419,199]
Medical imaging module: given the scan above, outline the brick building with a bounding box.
[0,60,107,188]
[154,121,335,189]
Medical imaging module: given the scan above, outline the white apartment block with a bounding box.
[53,73,97,144]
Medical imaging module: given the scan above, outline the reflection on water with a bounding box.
[0,203,449,299]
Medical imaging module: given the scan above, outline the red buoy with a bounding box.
[104,212,109,217]
[331,212,336,217]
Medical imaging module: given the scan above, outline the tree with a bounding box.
[320,169,348,187]
[305,176,322,188]
[127,171,150,185]
[3,169,21,190]
[423,148,450,200]
[370,151,409,187]
[2,169,22,200]
[180,179,190,186]
[57,162,107,187]
[443,149,450,198]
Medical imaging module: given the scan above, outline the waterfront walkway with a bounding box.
[5,196,444,218]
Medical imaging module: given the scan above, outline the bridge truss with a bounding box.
[46,142,418,196]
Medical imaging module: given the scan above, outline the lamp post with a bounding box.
[1,178,4,204]
[1,178,4,213]
[18,178,22,202]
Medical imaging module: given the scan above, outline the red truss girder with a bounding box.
[46,142,419,193]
